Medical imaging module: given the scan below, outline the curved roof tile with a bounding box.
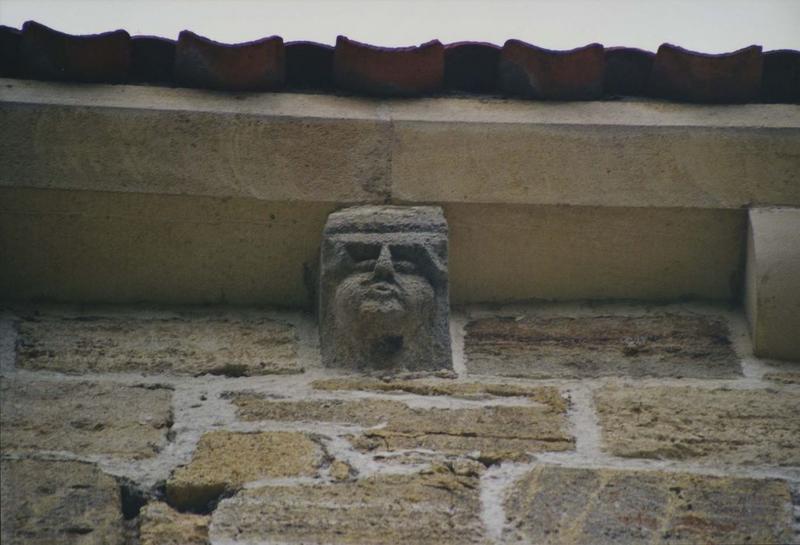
[0,22,797,103]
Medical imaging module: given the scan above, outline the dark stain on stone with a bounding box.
[465,313,741,379]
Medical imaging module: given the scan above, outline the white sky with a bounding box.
[1,0,798,52]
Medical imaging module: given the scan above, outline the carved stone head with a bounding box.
[319,205,452,371]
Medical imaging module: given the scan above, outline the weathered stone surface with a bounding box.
[745,206,800,361]
[446,204,745,303]
[764,371,800,385]
[0,459,125,545]
[166,431,325,511]
[465,314,740,378]
[503,465,794,545]
[320,205,451,372]
[390,105,800,210]
[16,313,300,376]
[211,467,484,544]
[0,377,172,459]
[139,501,209,545]
[0,83,393,204]
[329,460,356,481]
[233,392,572,460]
[313,377,569,404]
[596,386,800,465]
[1,189,337,306]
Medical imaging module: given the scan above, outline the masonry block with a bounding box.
[745,207,800,361]
[1,459,125,545]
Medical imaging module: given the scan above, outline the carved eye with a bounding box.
[389,246,423,275]
[393,260,418,274]
[345,243,379,271]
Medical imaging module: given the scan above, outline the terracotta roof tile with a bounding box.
[1,22,797,103]
[285,41,334,89]
[444,41,500,93]
[648,44,763,103]
[173,30,284,91]
[0,25,22,78]
[499,40,605,100]
[761,49,800,103]
[130,36,175,84]
[604,47,654,97]
[20,21,130,83]
[333,36,444,96]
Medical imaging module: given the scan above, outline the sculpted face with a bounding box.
[333,242,436,355]
[319,206,452,372]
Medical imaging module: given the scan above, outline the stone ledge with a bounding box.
[2,78,799,209]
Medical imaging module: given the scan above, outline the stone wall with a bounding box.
[1,302,798,544]
[2,79,799,309]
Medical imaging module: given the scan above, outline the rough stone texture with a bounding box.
[764,371,800,385]
[389,101,800,210]
[329,460,356,481]
[0,83,392,203]
[211,468,484,544]
[1,188,336,306]
[503,465,794,545]
[320,205,451,372]
[596,386,800,465]
[139,502,209,545]
[0,459,125,545]
[16,313,300,376]
[746,207,800,361]
[465,314,740,378]
[313,377,569,403]
[3,80,799,210]
[233,392,572,460]
[0,377,172,459]
[166,431,325,511]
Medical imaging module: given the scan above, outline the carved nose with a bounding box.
[372,245,395,281]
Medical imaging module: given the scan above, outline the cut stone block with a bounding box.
[139,501,209,545]
[503,465,794,545]
[211,468,484,544]
[0,85,392,203]
[465,314,740,379]
[0,459,125,545]
[745,207,800,361]
[390,105,800,209]
[596,386,800,465]
[764,371,800,385]
[232,392,572,460]
[16,313,300,376]
[0,377,172,459]
[446,205,746,303]
[166,431,325,511]
[1,188,337,307]
[312,377,568,402]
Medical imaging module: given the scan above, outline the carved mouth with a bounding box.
[364,281,401,300]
